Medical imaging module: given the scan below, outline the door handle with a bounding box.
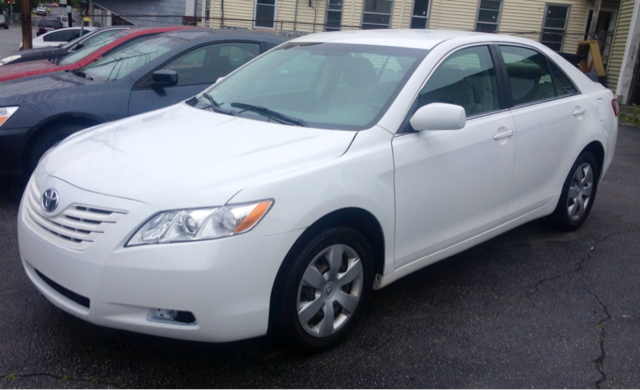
[493,129,514,140]
[573,108,586,116]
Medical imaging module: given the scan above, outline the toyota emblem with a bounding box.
[41,189,59,213]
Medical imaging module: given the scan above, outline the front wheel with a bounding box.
[551,151,600,231]
[272,227,374,352]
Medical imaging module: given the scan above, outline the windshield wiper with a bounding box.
[230,102,307,127]
[69,69,93,80]
[202,92,235,116]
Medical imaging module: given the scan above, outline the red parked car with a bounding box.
[0,26,195,83]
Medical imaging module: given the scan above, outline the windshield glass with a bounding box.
[61,29,123,50]
[58,30,130,66]
[81,34,192,82]
[195,42,427,130]
[60,34,86,50]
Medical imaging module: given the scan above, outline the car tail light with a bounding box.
[611,98,618,116]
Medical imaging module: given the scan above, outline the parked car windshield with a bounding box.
[80,33,192,82]
[195,42,428,130]
[60,29,123,51]
[58,30,130,66]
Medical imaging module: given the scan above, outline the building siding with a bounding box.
[607,0,634,90]
[95,0,202,26]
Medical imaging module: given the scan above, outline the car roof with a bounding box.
[291,29,542,50]
[143,28,289,45]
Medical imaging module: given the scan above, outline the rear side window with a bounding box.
[549,61,578,96]
[499,45,555,106]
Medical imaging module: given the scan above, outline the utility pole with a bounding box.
[21,0,33,50]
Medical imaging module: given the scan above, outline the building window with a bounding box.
[254,0,276,29]
[410,0,429,29]
[361,0,393,29]
[540,4,570,51]
[475,0,502,33]
[325,0,343,31]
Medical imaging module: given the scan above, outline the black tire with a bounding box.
[27,122,89,175]
[551,150,600,231]
[271,227,374,352]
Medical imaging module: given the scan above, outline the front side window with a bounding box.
[417,45,499,117]
[361,0,394,29]
[254,0,276,29]
[156,42,261,87]
[541,4,570,51]
[499,45,555,105]
[325,0,343,32]
[195,43,428,130]
[475,0,502,33]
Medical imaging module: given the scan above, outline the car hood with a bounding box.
[43,103,357,209]
[0,71,93,102]
[0,59,60,81]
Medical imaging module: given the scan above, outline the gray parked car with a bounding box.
[0,29,288,176]
[0,14,8,29]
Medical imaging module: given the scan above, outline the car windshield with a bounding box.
[58,30,130,66]
[60,29,122,50]
[194,42,428,130]
[60,34,86,50]
[81,34,191,82]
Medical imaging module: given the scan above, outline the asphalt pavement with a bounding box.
[0,123,638,388]
[0,17,39,59]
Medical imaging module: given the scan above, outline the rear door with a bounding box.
[497,45,593,219]
[128,41,263,116]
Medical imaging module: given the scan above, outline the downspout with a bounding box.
[309,0,317,33]
[221,0,224,28]
[294,0,299,31]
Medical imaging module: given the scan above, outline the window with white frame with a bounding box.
[361,0,394,29]
[540,4,570,51]
[474,0,502,33]
[254,0,276,29]
[325,0,343,31]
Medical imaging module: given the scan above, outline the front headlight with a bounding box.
[0,55,21,66]
[126,200,273,247]
[0,107,18,128]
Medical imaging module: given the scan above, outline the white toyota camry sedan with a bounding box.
[17,29,618,351]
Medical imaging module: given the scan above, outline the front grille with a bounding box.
[25,178,127,251]
[35,269,90,308]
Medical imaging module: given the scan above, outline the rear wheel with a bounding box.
[272,227,374,352]
[551,151,600,231]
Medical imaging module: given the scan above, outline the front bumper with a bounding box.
[0,127,30,175]
[18,167,301,342]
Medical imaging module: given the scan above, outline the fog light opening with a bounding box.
[149,308,197,325]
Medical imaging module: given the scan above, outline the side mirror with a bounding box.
[410,103,466,131]
[152,70,178,88]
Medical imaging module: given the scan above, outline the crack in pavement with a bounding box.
[527,229,638,303]
[1,372,123,388]
[524,230,633,388]
[585,289,612,389]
